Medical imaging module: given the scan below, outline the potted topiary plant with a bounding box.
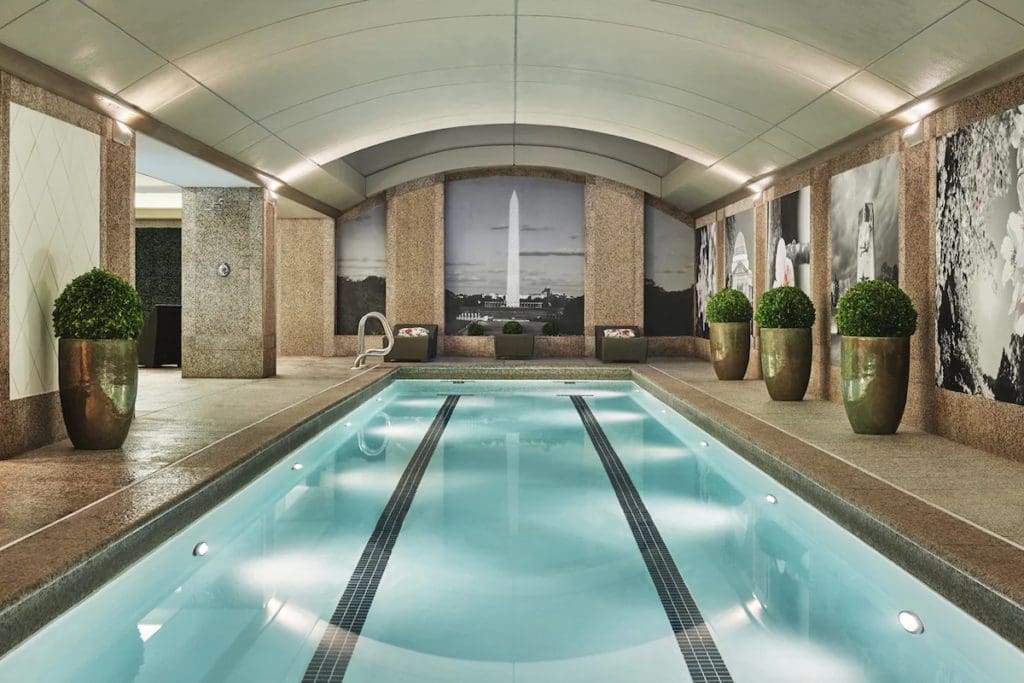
[755,286,816,401]
[52,268,144,449]
[494,320,535,359]
[706,288,753,380]
[836,280,918,434]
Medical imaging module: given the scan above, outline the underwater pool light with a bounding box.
[192,542,209,557]
[291,463,303,471]
[898,610,924,634]
[765,494,778,504]
[700,440,709,447]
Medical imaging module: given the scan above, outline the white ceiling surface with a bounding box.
[134,134,328,218]
[2,1,1023,211]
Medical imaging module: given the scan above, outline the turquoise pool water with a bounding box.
[1,380,1021,681]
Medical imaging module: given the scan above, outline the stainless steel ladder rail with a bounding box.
[352,312,394,369]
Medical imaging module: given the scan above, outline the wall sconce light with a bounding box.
[902,121,925,147]
[112,120,133,146]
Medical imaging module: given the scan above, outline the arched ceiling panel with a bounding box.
[180,16,515,119]
[519,0,859,87]
[0,0,1021,213]
[517,14,832,123]
[654,0,967,65]
[516,81,755,163]
[259,65,512,133]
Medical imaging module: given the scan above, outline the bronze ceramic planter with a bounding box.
[58,338,138,449]
[841,336,911,435]
[709,322,750,380]
[494,334,535,360]
[759,327,812,401]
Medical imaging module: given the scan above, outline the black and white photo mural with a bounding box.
[695,223,716,339]
[767,187,811,297]
[936,104,1024,405]
[830,154,900,364]
[725,209,754,302]
[336,202,386,334]
[444,176,584,335]
[644,204,695,336]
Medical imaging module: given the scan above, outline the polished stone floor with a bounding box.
[648,359,1024,549]
[0,358,389,549]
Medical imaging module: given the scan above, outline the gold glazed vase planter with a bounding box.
[58,338,138,450]
[760,327,812,401]
[840,336,910,435]
[709,322,750,380]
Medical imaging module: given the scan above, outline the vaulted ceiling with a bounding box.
[2,0,1023,212]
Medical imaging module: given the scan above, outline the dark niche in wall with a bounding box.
[936,103,1024,406]
[444,176,584,336]
[336,203,387,334]
[135,227,181,314]
[643,204,694,336]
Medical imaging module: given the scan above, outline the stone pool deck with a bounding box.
[0,356,1022,654]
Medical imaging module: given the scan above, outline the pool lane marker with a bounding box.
[570,395,734,683]
[302,394,461,683]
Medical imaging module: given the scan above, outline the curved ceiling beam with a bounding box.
[363,144,662,197]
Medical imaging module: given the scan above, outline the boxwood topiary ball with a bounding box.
[502,320,524,335]
[706,288,753,323]
[755,286,816,329]
[467,321,485,336]
[541,321,559,336]
[836,280,917,337]
[52,268,144,340]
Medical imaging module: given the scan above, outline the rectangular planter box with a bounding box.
[494,334,535,359]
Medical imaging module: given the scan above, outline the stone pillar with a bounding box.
[276,217,334,356]
[584,177,644,354]
[809,165,832,400]
[99,121,136,282]
[385,176,444,333]
[181,187,276,378]
[901,119,936,431]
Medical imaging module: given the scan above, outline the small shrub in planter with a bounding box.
[53,268,144,340]
[836,280,918,434]
[541,321,559,336]
[707,288,753,324]
[836,279,917,338]
[706,289,752,380]
[755,286,815,401]
[496,319,533,359]
[52,268,144,449]
[754,286,816,329]
[467,321,485,336]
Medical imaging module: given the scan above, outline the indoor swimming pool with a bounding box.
[2,380,1021,682]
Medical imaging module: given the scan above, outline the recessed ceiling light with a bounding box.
[192,542,209,557]
[898,610,924,634]
[765,494,778,504]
